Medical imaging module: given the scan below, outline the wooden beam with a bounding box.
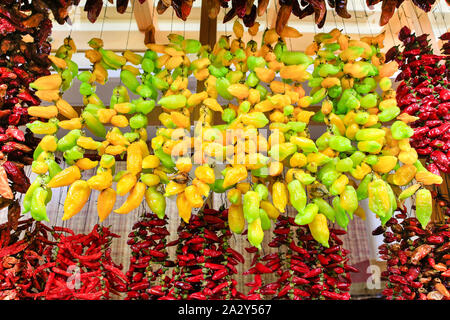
[132,0,158,32]
[199,0,217,47]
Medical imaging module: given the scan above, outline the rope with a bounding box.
[99,0,108,39]
[69,3,78,38]
[125,0,136,51]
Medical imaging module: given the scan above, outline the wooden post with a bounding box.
[132,0,158,44]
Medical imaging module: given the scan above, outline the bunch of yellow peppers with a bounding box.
[23,20,441,250]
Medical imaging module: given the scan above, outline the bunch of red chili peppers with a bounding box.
[244,213,357,300]
[376,199,450,300]
[0,219,127,300]
[126,212,175,300]
[386,26,450,175]
[127,207,245,300]
[0,2,54,198]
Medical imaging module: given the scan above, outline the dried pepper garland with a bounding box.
[0,1,54,202]
[126,212,175,300]
[126,207,245,300]
[376,198,450,300]
[244,214,357,300]
[386,27,450,175]
[0,219,127,300]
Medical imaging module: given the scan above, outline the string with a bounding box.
[99,0,108,39]
[360,0,374,37]
[170,8,174,34]
[125,0,136,51]
[224,8,228,36]
[69,3,78,38]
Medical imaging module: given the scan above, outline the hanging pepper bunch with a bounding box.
[0,219,127,300]
[297,28,444,231]
[146,206,245,300]
[386,26,450,175]
[0,1,55,198]
[376,196,450,300]
[125,212,175,300]
[244,213,357,299]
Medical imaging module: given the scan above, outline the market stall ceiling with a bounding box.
[51,0,450,68]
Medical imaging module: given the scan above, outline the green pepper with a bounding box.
[63,146,84,163]
[287,121,306,133]
[311,110,325,123]
[378,107,400,122]
[154,148,175,169]
[245,72,260,88]
[255,84,267,99]
[349,151,365,167]
[130,113,148,129]
[336,158,353,172]
[328,85,342,99]
[308,77,324,88]
[57,129,82,152]
[254,184,269,201]
[391,121,414,140]
[354,77,377,94]
[295,203,319,225]
[287,180,306,213]
[136,85,154,98]
[120,69,140,93]
[145,187,166,219]
[274,42,286,61]
[295,171,316,185]
[368,178,390,218]
[243,191,261,223]
[415,189,432,229]
[233,48,246,61]
[30,187,49,222]
[142,58,155,73]
[45,158,62,179]
[328,135,353,152]
[79,82,94,96]
[84,103,103,117]
[318,64,340,77]
[78,71,93,83]
[247,56,266,71]
[226,70,243,84]
[144,50,158,60]
[310,87,327,105]
[354,112,370,125]
[364,155,378,165]
[313,198,335,223]
[332,196,349,230]
[259,208,271,231]
[316,132,331,151]
[82,111,106,138]
[268,142,297,161]
[251,166,269,178]
[124,132,140,143]
[222,108,236,123]
[23,177,43,214]
[33,145,44,161]
[158,94,187,109]
[151,75,169,91]
[280,51,312,65]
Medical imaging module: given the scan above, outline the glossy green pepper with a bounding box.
[120,69,140,93]
[313,198,335,223]
[243,191,261,223]
[247,56,266,70]
[328,135,353,152]
[287,180,306,213]
[332,196,349,230]
[340,186,358,218]
[350,151,366,167]
[415,188,432,229]
[295,203,319,225]
[280,51,312,65]
[255,184,269,201]
[145,187,166,219]
[57,129,82,152]
[245,72,260,88]
[356,173,372,200]
[336,158,353,172]
[82,111,106,138]
[378,107,400,122]
[130,113,148,129]
[45,158,62,179]
[64,146,84,163]
[259,208,271,231]
[30,187,49,222]
[154,148,175,169]
[391,121,414,140]
[158,94,187,109]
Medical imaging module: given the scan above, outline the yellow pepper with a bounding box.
[116,173,137,196]
[47,165,81,188]
[75,158,98,171]
[177,192,192,223]
[184,185,204,208]
[97,188,116,222]
[308,213,330,247]
[228,204,245,234]
[127,142,143,176]
[114,182,146,214]
[164,180,186,197]
[87,171,113,191]
[142,155,160,169]
[62,180,91,220]
[272,181,288,213]
[195,165,215,184]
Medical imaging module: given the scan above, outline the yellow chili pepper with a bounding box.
[308,213,330,247]
[87,171,113,191]
[228,204,245,234]
[116,173,137,196]
[272,181,288,213]
[97,188,116,222]
[164,180,186,197]
[114,182,146,214]
[184,185,204,208]
[62,180,91,220]
[127,142,143,176]
[195,165,215,184]
[142,155,160,169]
[75,158,99,171]
[177,192,192,223]
[47,165,81,188]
